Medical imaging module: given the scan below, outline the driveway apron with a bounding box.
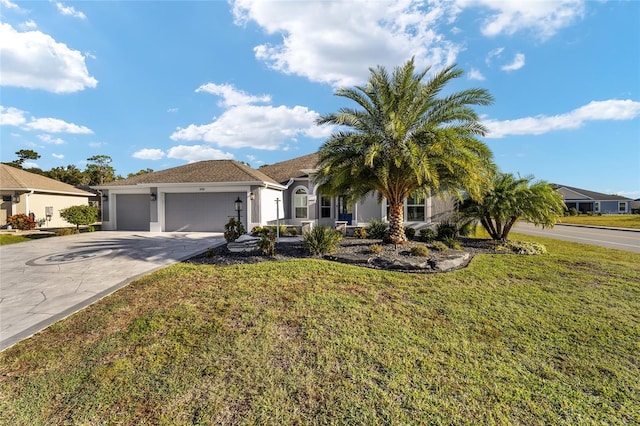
[0,231,224,351]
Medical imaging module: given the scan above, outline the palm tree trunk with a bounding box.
[387,201,407,244]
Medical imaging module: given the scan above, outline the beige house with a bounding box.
[0,164,93,228]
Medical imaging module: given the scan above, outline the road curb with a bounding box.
[555,223,640,233]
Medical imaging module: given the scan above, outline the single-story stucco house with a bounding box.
[0,164,94,228]
[94,153,455,232]
[553,184,632,214]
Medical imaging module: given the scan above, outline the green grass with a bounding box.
[1,234,639,425]
[0,233,54,245]
[558,214,640,229]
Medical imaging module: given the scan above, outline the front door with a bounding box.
[337,196,353,225]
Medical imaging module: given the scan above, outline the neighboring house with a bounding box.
[93,153,455,233]
[553,184,632,214]
[0,164,93,228]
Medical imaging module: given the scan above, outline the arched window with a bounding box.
[294,187,308,219]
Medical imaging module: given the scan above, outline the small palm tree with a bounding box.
[459,172,566,240]
[314,58,495,244]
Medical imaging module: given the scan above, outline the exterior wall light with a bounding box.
[150,193,157,202]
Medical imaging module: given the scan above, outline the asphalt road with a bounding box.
[511,222,640,253]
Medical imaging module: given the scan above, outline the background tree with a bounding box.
[6,150,41,169]
[59,205,100,231]
[314,58,495,244]
[46,165,87,186]
[85,155,116,185]
[459,172,566,241]
[127,168,154,178]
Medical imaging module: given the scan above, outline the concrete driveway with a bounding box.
[0,231,224,351]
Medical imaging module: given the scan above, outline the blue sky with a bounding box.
[1,0,639,198]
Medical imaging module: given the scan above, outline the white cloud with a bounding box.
[0,23,97,93]
[37,134,65,145]
[467,68,485,80]
[0,0,19,10]
[484,99,640,138]
[457,0,585,40]
[52,153,65,159]
[501,53,525,71]
[196,83,271,107]
[167,108,179,113]
[20,20,38,30]
[167,145,234,163]
[23,162,40,169]
[485,47,504,65]
[26,117,93,134]
[171,83,333,150]
[232,0,462,87]
[0,106,27,126]
[55,2,87,19]
[132,148,166,160]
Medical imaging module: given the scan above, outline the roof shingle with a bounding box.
[258,153,319,184]
[96,160,281,187]
[0,164,93,196]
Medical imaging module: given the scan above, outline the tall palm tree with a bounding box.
[314,58,495,244]
[459,172,566,240]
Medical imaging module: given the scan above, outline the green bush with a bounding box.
[369,243,383,254]
[410,245,429,257]
[443,236,461,250]
[287,226,299,236]
[404,226,416,240]
[258,229,277,256]
[495,240,547,255]
[431,241,448,252]
[353,227,368,239]
[55,228,77,236]
[436,221,458,240]
[59,205,99,231]
[303,226,343,256]
[224,218,245,243]
[6,214,36,230]
[419,228,435,243]
[366,219,388,240]
[251,226,266,236]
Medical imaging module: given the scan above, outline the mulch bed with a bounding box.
[187,237,499,273]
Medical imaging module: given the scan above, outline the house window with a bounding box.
[294,187,308,219]
[320,196,331,218]
[619,202,627,213]
[594,202,600,213]
[406,196,425,221]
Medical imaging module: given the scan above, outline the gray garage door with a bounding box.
[116,194,150,231]
[165,192,244,232]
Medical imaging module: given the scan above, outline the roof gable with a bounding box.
[258,153,319,184]
[97,160,281,187]
[0,164,93,196]
[553,184,631,201]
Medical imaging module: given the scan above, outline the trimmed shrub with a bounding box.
[59,205,99,231]
[224,218,245,243]
[431,241,448,252]
[404,226,416,240]
[251,226,266,236]
[55,228,77,236]
[419,228,435,243]
[410,245,429,257]
[287,226,299,236]
[366,219,388,240]
[353,227,368,239]
[303,226,343,256]
[436,221,458,240]
[6,214,36,230]
[369,244,383,254]
[495,240,548,255]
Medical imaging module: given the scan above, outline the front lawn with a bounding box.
[1,234,638,424]
[0,233,54,245]
[558,214,640,229]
